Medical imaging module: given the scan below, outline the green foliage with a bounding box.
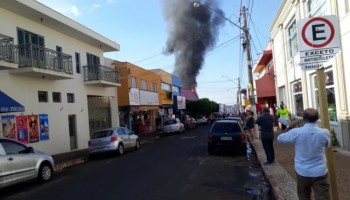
[330,129,340,147]
[186,98,219,116]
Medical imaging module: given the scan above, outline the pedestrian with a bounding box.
[277,108,331,200]
[245,111,255,139]
[256,106,275,165]
[276,102,291,131]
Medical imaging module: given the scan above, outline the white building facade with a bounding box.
[270,0,350,150]
[0,0,121,155]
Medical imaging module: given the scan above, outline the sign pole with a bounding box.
[316,68,338,200]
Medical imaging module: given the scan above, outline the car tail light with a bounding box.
[110,137,118,142]
[208,133,213,141]
[240,133,247,142]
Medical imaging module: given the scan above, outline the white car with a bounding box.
[88,127,140,157]
[0,138,55,189]
[163,118,185,134]
[196,117,208,124]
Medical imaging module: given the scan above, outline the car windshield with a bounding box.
[91,130,113,139]
[164,120,176,125]
[211,122,241,134]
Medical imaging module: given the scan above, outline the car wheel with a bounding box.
[117,144,124,155]
[135,139,141,150]
[38,162,53,183]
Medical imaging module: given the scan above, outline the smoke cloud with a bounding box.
[162,0,225,88]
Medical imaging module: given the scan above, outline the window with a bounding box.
[38,91,48,103]
[161,83,171,91]
[172,86,180,93]
[151,82,157,92]
[312,69,337,121]
[0,140,26,154]
[67,93,75,103]
[291,81,303,116]
[278,86,286,104]
[287,20,298,59]
[131,77,137,88]
[75,52,80,73]
[17,28,44,47]
[86,53,100,66]
[52,92,61,103]
[306,0,327,17]
[141,80,147,90]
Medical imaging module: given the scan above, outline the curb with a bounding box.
[54,134,162,172]
[250,139,298,200]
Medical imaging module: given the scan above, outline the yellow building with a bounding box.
[113,61,161,134]
[150,69,174,118]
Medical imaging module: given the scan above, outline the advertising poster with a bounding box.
[16,115,29,144]
[1,115,16,140]
[39,114,49,140]
[28,115,39,143]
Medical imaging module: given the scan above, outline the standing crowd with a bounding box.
[241,102,331,200]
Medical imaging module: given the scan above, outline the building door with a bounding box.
[68,115,77,150]
[87,96,111,137]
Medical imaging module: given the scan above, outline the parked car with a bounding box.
[224,116,244,127]
[163,118,185,135]
[181,115,196,130]
[88,127,140,157]
[208,120,247,154]
[196,116,208,124]
[0,138,55,189]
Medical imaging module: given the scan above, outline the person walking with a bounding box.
[277,108,331,200]
[256,106,275,165]
[276,102,291,131]
[245,111,255,139]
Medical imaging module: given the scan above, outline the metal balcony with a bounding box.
[9,44,74,80]
[83,65,120,87]
[0,34,18,70]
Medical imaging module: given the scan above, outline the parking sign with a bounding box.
[297,15,340,71]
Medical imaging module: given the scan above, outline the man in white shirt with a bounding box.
[277,108,330,200]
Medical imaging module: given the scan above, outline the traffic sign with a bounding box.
[297,15,340,71]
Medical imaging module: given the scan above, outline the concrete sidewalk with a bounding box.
[251,131,350,200]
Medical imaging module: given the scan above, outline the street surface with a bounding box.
[1,125,269,200]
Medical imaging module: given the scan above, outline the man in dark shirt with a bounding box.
[256,106,275,165]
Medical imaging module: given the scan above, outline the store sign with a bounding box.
[129,88,140,105]
[297,15,340,71]
[177,96,186,110]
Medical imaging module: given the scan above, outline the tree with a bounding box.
[186,98,219,116]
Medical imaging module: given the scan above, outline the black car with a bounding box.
[208,120,247,154]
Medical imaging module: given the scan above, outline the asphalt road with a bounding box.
[2,124,255,200]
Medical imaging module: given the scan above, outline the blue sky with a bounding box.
[36,0,281,105]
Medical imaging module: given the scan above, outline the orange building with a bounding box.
[113,61,161,134]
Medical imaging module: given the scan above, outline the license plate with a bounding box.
[221,137,232,141]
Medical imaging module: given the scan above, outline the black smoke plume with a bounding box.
[162,0,225,88]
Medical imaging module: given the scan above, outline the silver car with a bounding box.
[163,118,185,134]
[88,127,140,157]
[0,138,55,189]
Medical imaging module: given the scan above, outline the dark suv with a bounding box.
[208,120,247,154]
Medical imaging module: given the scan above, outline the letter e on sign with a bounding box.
[297,15,341,71]
[297,15,340,52]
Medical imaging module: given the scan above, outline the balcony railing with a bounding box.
[0,34,15,63]
[14,44,73,74]
[83,64,119,83]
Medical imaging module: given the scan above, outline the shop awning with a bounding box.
[0,91,25,113]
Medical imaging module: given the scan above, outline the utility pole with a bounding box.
[237,77,241,113]
[242,6,258,138]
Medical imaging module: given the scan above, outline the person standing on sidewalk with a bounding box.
[276,102,291,131]
[277,108,331,200]
[256,106,275,165]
